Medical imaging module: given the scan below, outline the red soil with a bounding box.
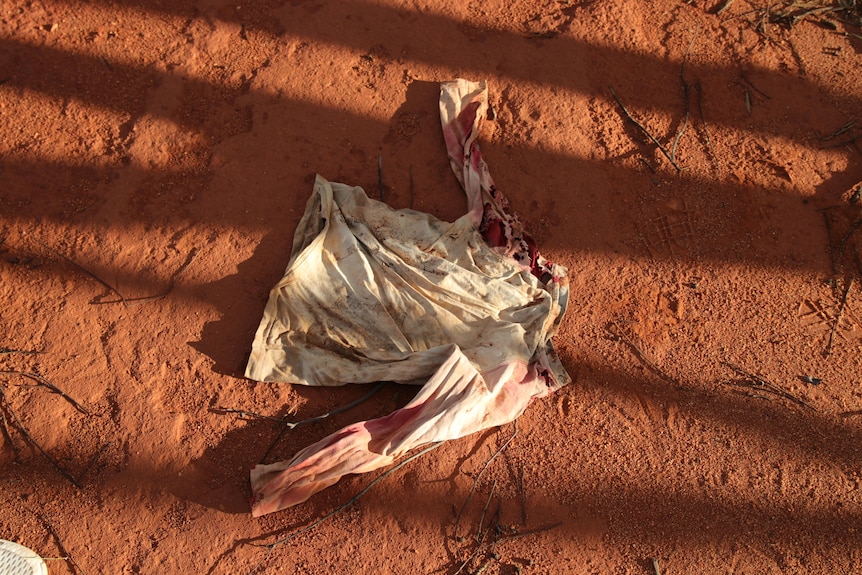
[1,1,861,573]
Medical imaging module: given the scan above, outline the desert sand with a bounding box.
[1,1,861,573]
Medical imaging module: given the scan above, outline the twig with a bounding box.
[607,322,682,386]
[32,238,128,306]
[1,371,90,415]
[409,165,415,209]
[715,0,736,16]
[210,407,282,422]
[0,400,20,459]
[476,480,497,540]
[694,81,715,160]
[453,542,484,575]
[249,442,443,573]
[736,75,770,100]
[34,509,88,575]
[78,442,112,484]
[821,120,857,142]
[652,557,662,575]
[822,208,839,279]
[721,360,814,409]
[828,134,861,149]
[497,521,563,541]
[453,422,518,541]
[95,247,199,307]
[0,386,82,487]
[378,154,384,202]
[608,87,682,172]
[671,25,699,164]
[838,218,862,259]
[639,157,656,173]
[826,277,854,357]
[259,382,385,462]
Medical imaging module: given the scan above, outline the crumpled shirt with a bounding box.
[245,79,570,517]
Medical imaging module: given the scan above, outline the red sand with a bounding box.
[1,1,861,573]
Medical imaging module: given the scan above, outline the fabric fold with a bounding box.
[245,79,570,517]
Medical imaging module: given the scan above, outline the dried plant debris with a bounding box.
[722,361,814,409]
[723,1,862,30]
[0,365,92,487]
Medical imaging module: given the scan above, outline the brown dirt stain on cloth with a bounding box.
[1,0,861,573]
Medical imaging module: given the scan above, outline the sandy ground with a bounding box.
[1,0,862,573]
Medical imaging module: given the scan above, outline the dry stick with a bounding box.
[609,87,681,173]
[716,0,736,15]
[821,120,857,142]
[33,238,128,306]
[652,557,662,575]
[99,247,199,307]
[378,154,385,202]
[259,382,385,462]
[822,208,839,279]
[409,165,415,209]
[497,521,563,541]
[1,370,90,415]
[671,25,699,164]
[453,540,485,575]
[0,386,82,488]
[607,322,681,386]
[839,218,862,259]
[453,422,518,541]
[737,75,770,100]
[826,277,854,357]
[0,400,21,459]
[211,407,282,422]
[77,441,111,485]
[476,480,497,541]
[722,360,813,409]
[694,81,716,160]
[829,134,862,149]
[34,509,88,575]
[249,442,443,574]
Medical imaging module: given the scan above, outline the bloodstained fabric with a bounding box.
[245,79,569,517]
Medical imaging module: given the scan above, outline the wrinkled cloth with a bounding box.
[245,79,570,517]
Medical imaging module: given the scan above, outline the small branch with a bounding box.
[820,120,856,142]
[34,509,88,575]
[409,165,415,209]
[826,277,854,357]
[715,0,735,16]
[259,382,385,462]
[822,208,839,279]
[607,322,682,386]
[210,407,281,422]
[476,480,497,540]
[453,422,518,541]
[0,400,21,459]
[378,154,385,202]
[694,81,715,160]
[721,361,813,409]
[0,348,41,355]
[0,386,82,488]
[77,442,112,485]
[33,238,128,306]
[671,25,699,164]
[609,87,681,172]
[497,521,563,541]
[1,371,90,415]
